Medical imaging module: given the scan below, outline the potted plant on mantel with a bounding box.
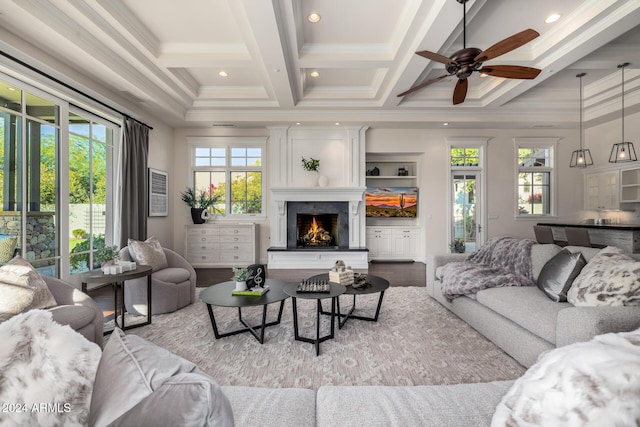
[180,187,219,224]
[301,157,327,187]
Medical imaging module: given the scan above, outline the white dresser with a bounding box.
[185,223,259,267]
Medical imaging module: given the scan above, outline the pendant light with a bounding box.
[570,73,593,167]
[609,62,637,163]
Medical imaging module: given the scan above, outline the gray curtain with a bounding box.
[119,117,150,247]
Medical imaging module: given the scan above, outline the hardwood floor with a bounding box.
[89,262,426,315]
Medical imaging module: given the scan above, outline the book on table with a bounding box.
[232,285,270,296]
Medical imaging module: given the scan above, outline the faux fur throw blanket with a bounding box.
[0,310,101,427]
[439,237,536,299]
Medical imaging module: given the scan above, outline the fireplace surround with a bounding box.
[287,202,349,249]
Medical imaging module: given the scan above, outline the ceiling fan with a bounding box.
[398,0,542,104]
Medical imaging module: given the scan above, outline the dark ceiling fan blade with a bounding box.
[416,50,455,65]
[474,29,540,63]
[452,79,468,105]
[397,74,451,97]
[479,65,541,79]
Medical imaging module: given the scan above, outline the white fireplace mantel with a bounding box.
[267,126,368,269]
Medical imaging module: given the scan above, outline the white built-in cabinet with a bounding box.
[185,223,258,267]
[364,154,420,261]
[584,170,619,210]
[366,226,419,261]
[620,167,640,203]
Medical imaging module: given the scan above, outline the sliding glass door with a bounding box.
[0,74,118,279]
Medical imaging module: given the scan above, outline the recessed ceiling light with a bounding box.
[310,70,320,78]
[335,122,340,126]
[307,12,321,23]
[296,122,301,125]
[218,71,228,77]
[443,122,449,126]
[545,13,561,24]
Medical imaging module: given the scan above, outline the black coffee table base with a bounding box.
[321,291,386,329]
[205,300,285,344]
[291,297,336,356]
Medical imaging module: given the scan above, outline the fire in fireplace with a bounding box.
[286,201,349,249]
[298,215,336,247]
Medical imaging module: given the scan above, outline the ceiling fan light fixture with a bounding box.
[570,73,593,168]
[609,63,636,163]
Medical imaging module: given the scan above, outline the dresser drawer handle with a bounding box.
[234,256,239,259]
[200,256,206,260]
[234,237,239,241]
[201,237,206,241]
[234,230,239,234]
[234,246,239,250]
[201,246,207,249]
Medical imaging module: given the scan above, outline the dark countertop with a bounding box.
[537,222,640,231]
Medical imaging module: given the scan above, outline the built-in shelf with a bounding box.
[620,167,640,203]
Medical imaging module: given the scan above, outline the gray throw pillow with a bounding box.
[536,249,586,302]
[90,328,233,427]
[127,236,168,271]
[0,255,57,321]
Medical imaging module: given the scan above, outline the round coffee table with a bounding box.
[199,279,289,344]
[283,281,346,356]
[308,273,390,329]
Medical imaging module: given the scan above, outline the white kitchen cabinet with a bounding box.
[584,170,619,210]
[185,223,258,267]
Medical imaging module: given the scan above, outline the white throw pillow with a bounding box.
[0,255,57,321]
[492,328,640,427]
[0,310,101,427]
[127,236,168,271]
[567,246,640,306]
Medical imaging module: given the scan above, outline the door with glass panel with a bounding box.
[451,173,481,253]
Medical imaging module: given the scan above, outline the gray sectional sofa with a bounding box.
[427,244,640,367]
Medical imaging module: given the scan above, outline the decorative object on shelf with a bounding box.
[329,260,354,286]
[370,166,380,176]
[180,187,219,224]
[232,267,251,291]
[450,238,466,253]
[301,156,320,186]
[570,73,593,168]
[318,175,329,187]
[246,264,266,288]
[609,63,637,163]
[398,166,409,176]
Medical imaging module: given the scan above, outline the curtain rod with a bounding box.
[0,50,153,130]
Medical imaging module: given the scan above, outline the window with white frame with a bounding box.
[515,139,557,216]
[190,138,265,217]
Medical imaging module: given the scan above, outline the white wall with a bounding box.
[366,127,585,259]
[145,118,175,248]
[171,126,586,262]
[172,128,270,260]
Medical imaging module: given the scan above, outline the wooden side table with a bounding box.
[80,265,153,334]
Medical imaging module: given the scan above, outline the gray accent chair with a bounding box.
[43,276,104,347]
[118,247,196,316]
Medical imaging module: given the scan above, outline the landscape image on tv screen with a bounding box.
[365,187,418,218]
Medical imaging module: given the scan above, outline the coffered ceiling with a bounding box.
[0,0,639,129]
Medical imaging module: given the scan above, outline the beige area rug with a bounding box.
[125,287,525,389]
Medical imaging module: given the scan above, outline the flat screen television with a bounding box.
[365,187,418,218]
